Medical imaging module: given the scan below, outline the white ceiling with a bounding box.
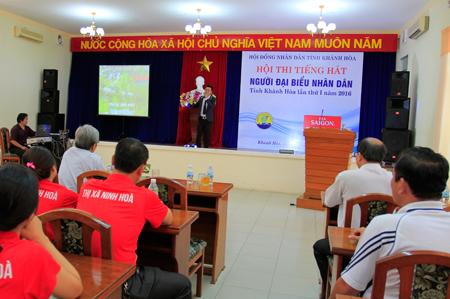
[0,0,431,35]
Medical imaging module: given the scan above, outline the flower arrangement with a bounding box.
[143,164,152,174]
[180,91,203,107]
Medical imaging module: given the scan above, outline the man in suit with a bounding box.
[190,85,216,148]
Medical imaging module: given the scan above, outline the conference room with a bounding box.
[1,0,450,298]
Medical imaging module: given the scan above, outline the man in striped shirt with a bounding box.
[330,146,450,299]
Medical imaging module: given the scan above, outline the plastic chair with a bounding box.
[372,250,450,298]
[76,170,111,193]
[136,177,205,297]
[0,127,20,165]
[38,208,113,260]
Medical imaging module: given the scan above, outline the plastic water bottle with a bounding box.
[187,164,194,185]
[148,179,159,195]
[207,165,214,185]
[107,165,114,173]
[442,185,449,203]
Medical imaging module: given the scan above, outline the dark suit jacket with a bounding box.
[190,95,216,121]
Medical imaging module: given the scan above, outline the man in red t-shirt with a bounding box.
[77,138,191,299]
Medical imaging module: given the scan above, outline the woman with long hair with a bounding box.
[0,163,82,298]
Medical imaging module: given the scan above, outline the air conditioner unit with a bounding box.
[14,26,44,43]
[408,16,429,40]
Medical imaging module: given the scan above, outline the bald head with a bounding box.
[357,137,387,163]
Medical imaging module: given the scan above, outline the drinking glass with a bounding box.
[198,173,210,186]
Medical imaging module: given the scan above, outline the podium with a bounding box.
[297,128,357,210]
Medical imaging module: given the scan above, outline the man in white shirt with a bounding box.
[330,146,450,299]
[313,137,392,296]
[58,124,105,192]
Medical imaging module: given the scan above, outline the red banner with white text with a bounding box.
[71,34,398,53]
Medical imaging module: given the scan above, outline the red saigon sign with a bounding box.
[304,115,342,129]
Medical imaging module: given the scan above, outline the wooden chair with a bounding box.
[344,193,397,228]
[136,177,187,210]
[136,177,205,297]
[323,205,339,239]
[0,127,20,165]
[38,208,113,260]
[372,250,450,298]
[443,203,450,212]
[76,170,111,193]
[326,193,397,299]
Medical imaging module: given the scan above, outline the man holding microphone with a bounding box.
[190,85,216,148]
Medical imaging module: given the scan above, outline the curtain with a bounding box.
[434,26,450,159]
[222,52,242,148]
[359,52,397,141]
[67,51,183,143]
[175,51,228,147]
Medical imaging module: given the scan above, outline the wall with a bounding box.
[396,0,450,149]
[0,10,72,129]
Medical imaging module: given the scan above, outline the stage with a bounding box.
[95,141,357,195]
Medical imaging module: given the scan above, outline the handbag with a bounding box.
[123,265,156,299]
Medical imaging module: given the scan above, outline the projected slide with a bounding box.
[99,65,150,117]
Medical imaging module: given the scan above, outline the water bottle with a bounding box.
[442,185,449,203]
[148,179,159,195]
[107,165,114,173]
[207,165,214,185]
[187,164,194,185]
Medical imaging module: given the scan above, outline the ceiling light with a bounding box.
[306,5,336,38]
[80,12,105,41]
[185,9,212,38]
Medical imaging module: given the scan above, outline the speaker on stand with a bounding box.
[38,113,65,133]
[41,89,60,113]
[382,129,412,162]
[383,71,412,163]
[43,69,58,90]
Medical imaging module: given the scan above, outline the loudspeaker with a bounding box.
[390,71,410,98]
[385,98,410,130]
[43,69,58,90]
[382,129,412,162]
[38,113,65,133]
[40,89,60,113]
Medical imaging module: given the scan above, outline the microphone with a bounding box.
[319,109,324,129]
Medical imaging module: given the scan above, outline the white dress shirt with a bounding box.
[324,163,393,228]
[58,146,106,192]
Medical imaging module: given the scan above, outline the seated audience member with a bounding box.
[77,138,191,299]
[9,113,36,158]
[313,137,392,295]
[0,163,82,298]
[22,146,78,241]
[330,147,450,299]
[59,124,106,192]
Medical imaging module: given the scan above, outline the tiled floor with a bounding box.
[189,188,325,299]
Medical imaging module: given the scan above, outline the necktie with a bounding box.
[200,97,207,117]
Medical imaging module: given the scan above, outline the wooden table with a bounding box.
[328,226,358,291]
[62,252,135,299]
[175,179,233,284]
[137,209,199,277]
